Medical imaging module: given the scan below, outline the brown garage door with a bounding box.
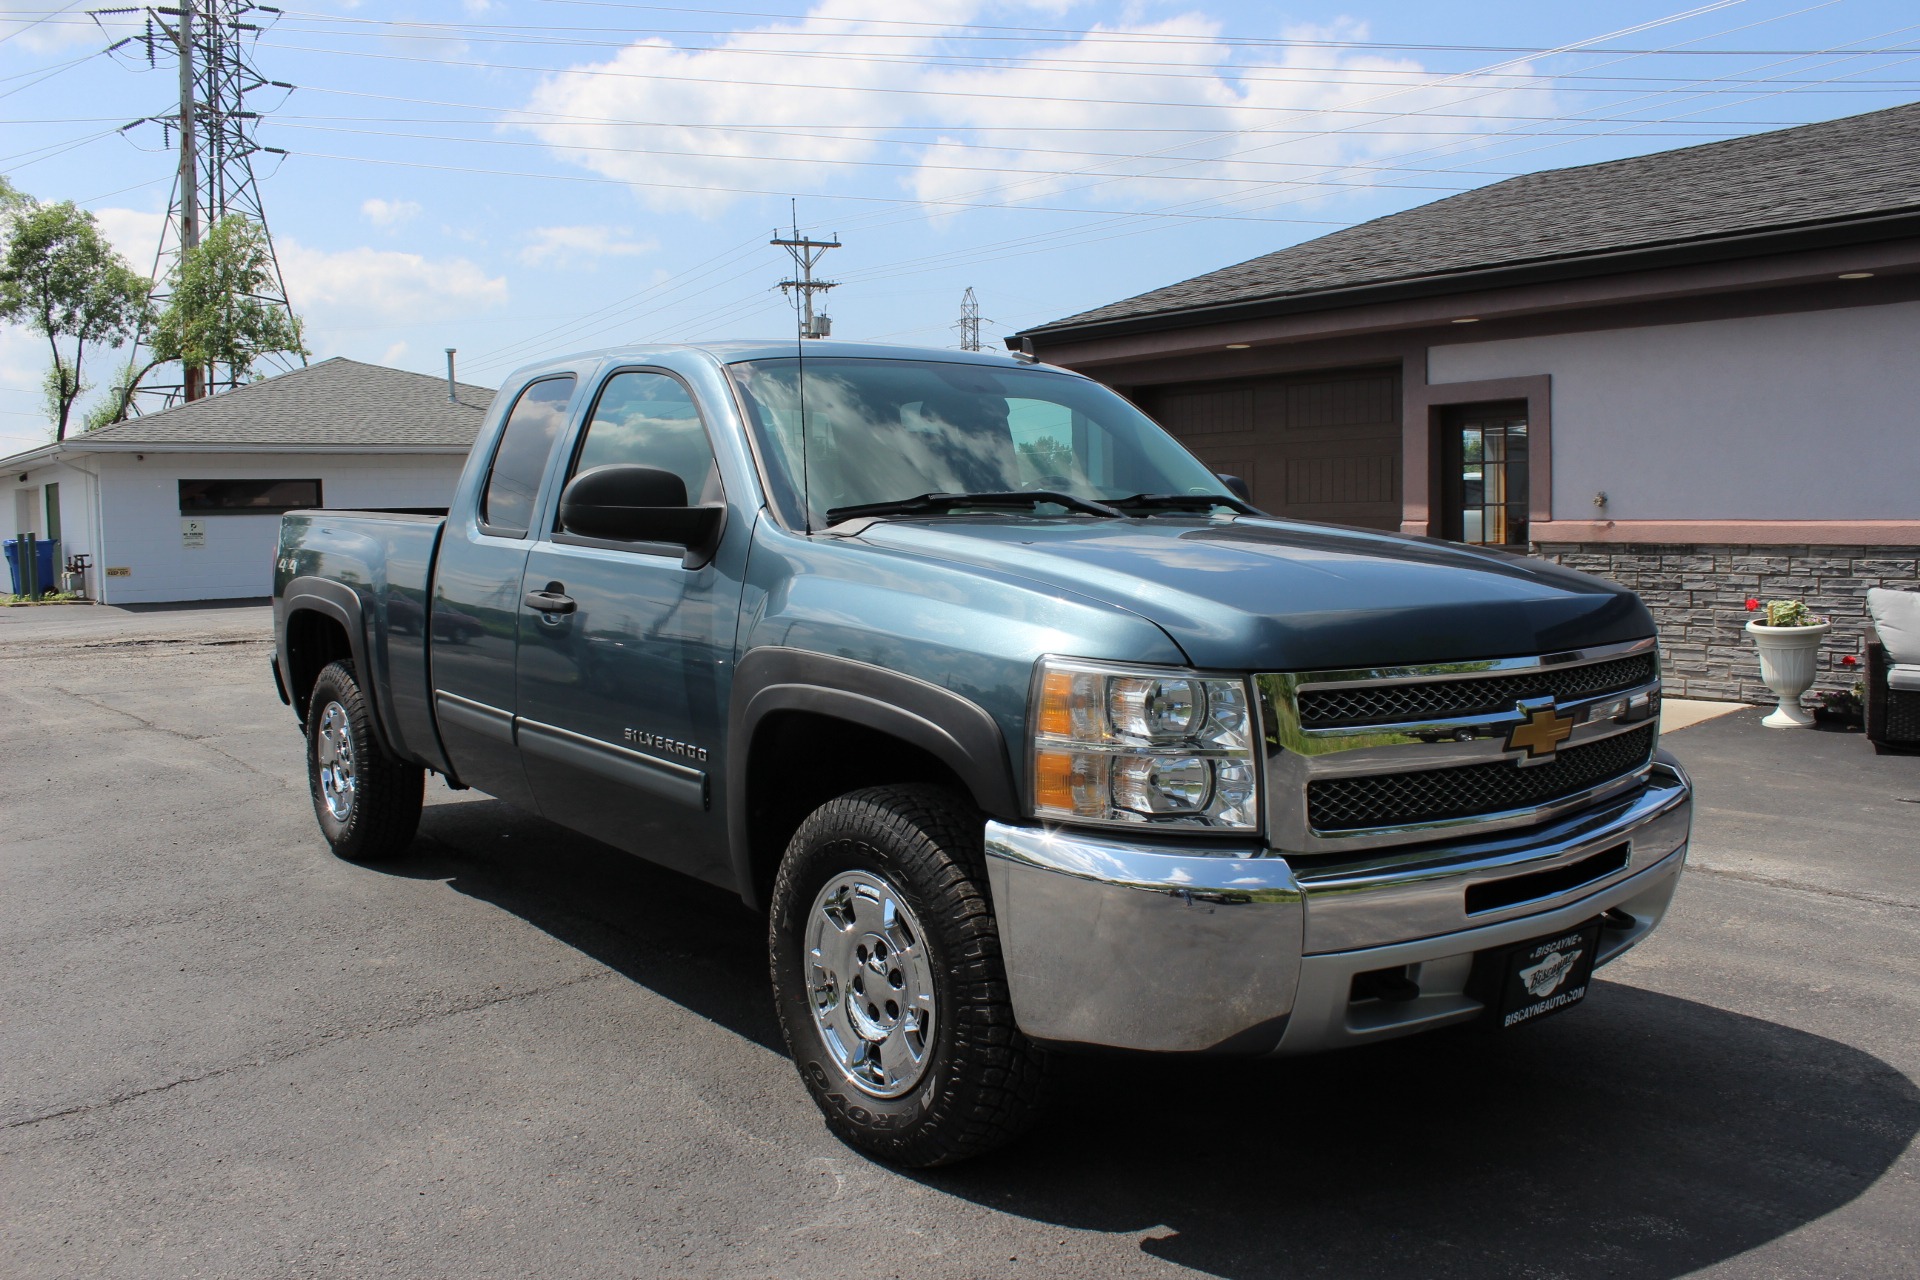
[1135,367,1402,531]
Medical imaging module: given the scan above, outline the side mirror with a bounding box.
[1216,472,1254,505]
[558,464,724,565]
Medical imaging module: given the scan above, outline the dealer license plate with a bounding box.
[1485,920,1603,1029]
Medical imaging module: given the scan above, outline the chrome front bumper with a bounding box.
[983,755,1692,1056]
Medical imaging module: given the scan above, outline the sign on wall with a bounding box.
[181,518,206,549]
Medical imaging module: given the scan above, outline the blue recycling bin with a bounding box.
[4,537,58,597]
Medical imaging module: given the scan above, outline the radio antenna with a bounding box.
[795,263,809,534]
[772,203,838,532]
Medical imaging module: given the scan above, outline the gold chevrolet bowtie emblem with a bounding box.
[1506,705,1574,759]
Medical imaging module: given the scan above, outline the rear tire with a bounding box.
[769,784,1051,1167]
[306,660,423,863]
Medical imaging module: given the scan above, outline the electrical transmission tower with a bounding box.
[100,1,302,405]
[956,287,983,351]
[771,213,839,340]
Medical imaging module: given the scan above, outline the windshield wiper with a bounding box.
[826,490,1123,525]
[1107,492,1259,516]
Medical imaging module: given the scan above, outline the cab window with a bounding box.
[564,370,721,508]
[481,375,575,535]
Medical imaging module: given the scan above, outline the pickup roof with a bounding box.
[273,340,1692,1167]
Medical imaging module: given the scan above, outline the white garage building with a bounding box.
[2,358,493,605]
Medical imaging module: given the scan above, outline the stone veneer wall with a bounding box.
[1532,544,1920,704]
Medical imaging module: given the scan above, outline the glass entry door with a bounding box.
[1441,402,1529,547]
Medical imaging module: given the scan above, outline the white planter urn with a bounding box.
[1746,619,1831,728]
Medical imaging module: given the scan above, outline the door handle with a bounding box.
[523,589,576,615]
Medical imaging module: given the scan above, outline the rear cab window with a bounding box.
[480,375,577,536]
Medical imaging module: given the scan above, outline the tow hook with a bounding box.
[1352,966,1421,1003]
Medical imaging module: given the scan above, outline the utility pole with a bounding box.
[175,1,201,399]
[101,1,303,408]
[956,287,982,351]
[771,209,839,339]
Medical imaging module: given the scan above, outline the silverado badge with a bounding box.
[1506,703,1574,761]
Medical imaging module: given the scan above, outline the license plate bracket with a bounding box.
[1470,918,1603,1029]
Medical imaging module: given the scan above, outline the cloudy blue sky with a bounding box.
[3,0,1917,453]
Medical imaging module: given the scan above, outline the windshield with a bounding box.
[727,357,1234,528]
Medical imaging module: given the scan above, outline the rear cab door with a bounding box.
[430,370,581,809]
[512,357,757,887]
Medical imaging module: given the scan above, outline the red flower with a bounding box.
[1745,597,1760,610]
[1842,654,1859,666]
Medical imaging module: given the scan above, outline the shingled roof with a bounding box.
[59,357,494,451]
[1026,101,1920,338]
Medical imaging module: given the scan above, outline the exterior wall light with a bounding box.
[1451,317,1480,324]
[1837,272,1875,280]
[1225,343,1251,349]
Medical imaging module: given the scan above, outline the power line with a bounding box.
[285,87,1774,138]
[516,0,1920,57]
[253,36,1842,124]
[0,0,89,46]
[280,146,1365,224]
[264,119,1504,195]
[207,13,1920,93]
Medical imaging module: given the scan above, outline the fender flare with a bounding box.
[279,575,401,758]
[725,647,1022,904]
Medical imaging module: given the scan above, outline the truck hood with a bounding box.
[854,516,1653,671]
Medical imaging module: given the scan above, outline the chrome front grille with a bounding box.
[1258,638,1663,855]
[1307,724,1657,832]
[1296,652,1657,728]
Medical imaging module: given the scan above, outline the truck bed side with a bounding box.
[274,509,451,775]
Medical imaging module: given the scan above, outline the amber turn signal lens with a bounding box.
[1038,670,1076,737]
[1034,748,1079,811]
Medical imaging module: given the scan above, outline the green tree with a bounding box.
[0,195,149,440]
[94,215,307,425]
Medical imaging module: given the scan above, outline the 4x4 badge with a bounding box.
[1506,705,1574,759]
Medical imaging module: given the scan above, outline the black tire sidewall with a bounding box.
[306,661,409,861]
[771,826,954,1140]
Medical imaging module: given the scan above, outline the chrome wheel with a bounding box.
[805,870,938,1099]
[315,700,357,822]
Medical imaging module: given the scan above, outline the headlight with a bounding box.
[1029,657,1258,831]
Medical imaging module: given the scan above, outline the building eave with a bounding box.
[55,442,473,456]
[0,443,63,472]
[1014,206,1920,348]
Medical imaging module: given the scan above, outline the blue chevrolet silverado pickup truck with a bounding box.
[272,340,1692,1166]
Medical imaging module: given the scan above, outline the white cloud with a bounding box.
[518,225,658,266]
[279,240,508,327]
[0,327,56,456]
[360,198,422,229]
[516,5,1546,219]
[90,208,169,280]
[519,0,987,216]
[463,0,503,13]
[381,341,409,366]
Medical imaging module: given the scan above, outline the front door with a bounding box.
[1439,401,1530,547]
[513,367,748,887]
[431,373,577,808]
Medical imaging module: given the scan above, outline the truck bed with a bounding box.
[277,509,451,774]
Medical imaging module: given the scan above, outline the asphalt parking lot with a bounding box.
[2,604,1916,1279]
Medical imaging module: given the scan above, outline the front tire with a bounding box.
[306,660,423,863]
[769,785,1051,1167]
